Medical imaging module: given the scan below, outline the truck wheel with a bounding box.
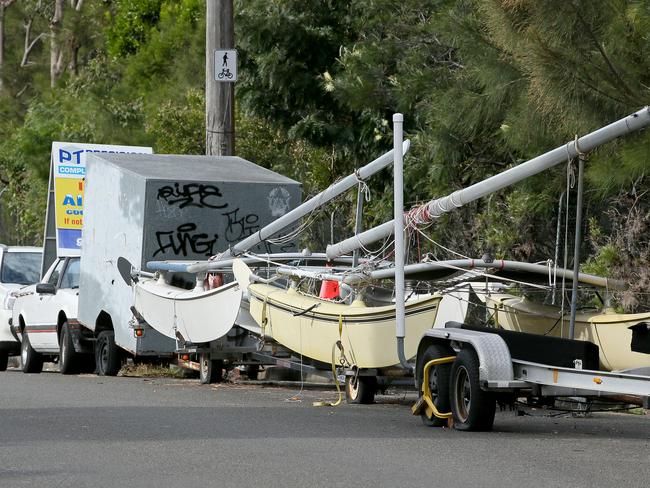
[345,375,376,404]
[416,344,453,427]
[199,353,223,384]
[21,333,43,374]
[96,331,122,376]
[450,348,496,431]
[59,321,80,375]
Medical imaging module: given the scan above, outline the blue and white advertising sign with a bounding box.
[51,142,153,257]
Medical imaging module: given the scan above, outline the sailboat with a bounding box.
[235,260,442,369]
[483,292,650,371]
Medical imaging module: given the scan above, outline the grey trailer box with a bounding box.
[77,154,301,356]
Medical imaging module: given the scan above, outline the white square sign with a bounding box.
[214,49,237,82]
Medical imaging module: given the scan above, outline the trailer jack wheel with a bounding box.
[345,374,376,404]
[199,353,223,384]
[450,348,496,431]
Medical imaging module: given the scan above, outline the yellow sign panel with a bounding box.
[55,178,85,230]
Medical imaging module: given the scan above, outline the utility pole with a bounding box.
[206,0,235,156]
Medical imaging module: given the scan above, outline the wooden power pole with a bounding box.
[206,0,235,156]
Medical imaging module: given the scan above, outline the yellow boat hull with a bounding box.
[248,284,441,369]
[485,294,650,371]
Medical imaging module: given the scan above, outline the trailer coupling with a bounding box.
[412,356,456,419]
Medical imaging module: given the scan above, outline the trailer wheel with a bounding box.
[96,331,122,376]
[21,333,43,374]
[199,353,223,384]
[0,351,8,371]
[59,322,80,375]
[416,344,453,427]
[450,348,496,431]
[345,375,376,404]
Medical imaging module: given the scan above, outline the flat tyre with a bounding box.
[96,331,122,376]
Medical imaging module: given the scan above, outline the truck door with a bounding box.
[27,258,66,351]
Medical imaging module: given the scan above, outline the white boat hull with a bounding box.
[134,279,242,344]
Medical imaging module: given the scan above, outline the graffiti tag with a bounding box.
[223,208,260,243]
[153,223,218,257]
[157,183,228,209]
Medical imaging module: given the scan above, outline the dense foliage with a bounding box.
[0,0,649,307]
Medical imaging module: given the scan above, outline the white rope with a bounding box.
[423,259,551,290]
[355,170,371,202]
[413,227,471,259]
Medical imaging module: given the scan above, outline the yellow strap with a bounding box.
[313,325,345,407]
[260,297,268,339]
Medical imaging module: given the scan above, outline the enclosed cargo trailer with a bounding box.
[76,153,300,374]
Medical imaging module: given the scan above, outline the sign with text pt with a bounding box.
[49,142,153,258]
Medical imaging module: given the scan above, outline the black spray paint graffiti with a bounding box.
[223,208,260,243]
[153,223,218,257]
[157,183,228,209]
[152,182,298,257]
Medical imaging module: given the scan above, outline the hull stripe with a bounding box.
[250,292,438,324]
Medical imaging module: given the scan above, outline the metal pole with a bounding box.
[552,191,565,305]
[351,186,364,268]
[206,0,235,156]
[183,142,410,271]
[326,107,650,260]
[393,114,409,369]
[568,156,585,340]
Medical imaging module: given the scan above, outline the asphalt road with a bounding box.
[0,368,649,488]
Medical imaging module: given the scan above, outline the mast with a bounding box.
[145,142,411,274]
[326,107,650,260]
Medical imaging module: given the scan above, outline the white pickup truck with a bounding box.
[11,256,93,374]
[0,245,42,371]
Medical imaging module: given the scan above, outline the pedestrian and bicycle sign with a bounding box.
[214,49,237,82]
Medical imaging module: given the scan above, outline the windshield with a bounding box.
[1,252,42,285]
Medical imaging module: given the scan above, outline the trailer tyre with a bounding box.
[345,375,376,404]
[0,351,8,371]
[59,321,80,375]
[21,333,43,374]
[450,348,496,431]
[417,344,453,427]
[199,354,223,384]
[96,331,122,376]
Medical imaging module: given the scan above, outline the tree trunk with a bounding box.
[0,0,15,92]
[0,4,5,92]
[67,0,82,75]
[50,0,65,87]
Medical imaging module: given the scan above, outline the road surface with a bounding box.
[0,369,648,487]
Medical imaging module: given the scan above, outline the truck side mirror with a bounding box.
[35,283,56,295]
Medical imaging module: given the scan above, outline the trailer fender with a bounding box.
[421,328,514,385]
